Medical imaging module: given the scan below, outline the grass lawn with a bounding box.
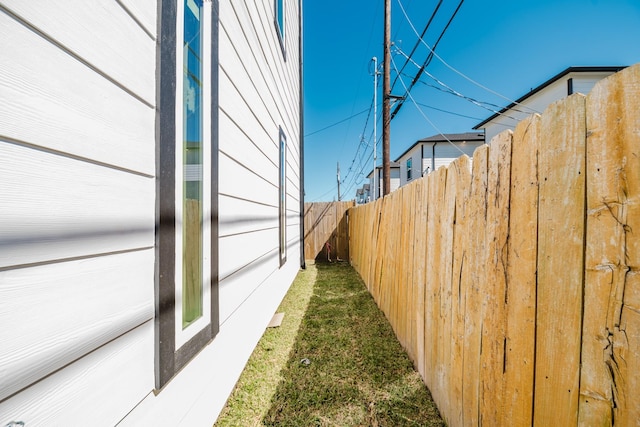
[215,261,444,427]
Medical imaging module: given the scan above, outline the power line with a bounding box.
[414,101,485,121]
[395,0,539,115]
[394,47,524,122]
[390,0,443,95]
[391,0,464,120]
[308,184,338,202]
[304,107,370,137]
[390,54,466,156]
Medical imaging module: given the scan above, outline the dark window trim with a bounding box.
[279,126,287,267]
[274,0,286,60]
[155,0,220,391]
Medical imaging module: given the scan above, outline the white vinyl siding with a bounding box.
[480,71,618,143]
[433,141,482,171]
[0,322,153,426]
[0,1,156,424]
[217,0,301,325]
[1,0,302,424]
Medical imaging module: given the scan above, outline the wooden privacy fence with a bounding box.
[303,201,353,261]
[348,64,640,426]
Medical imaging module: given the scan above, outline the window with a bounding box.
[406,157,412,181]
[279,127,287,266]
[182,0,204,330]
[274,0,285,57]
[156,0,219,390]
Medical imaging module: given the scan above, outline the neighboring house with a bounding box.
[356,183,371,204]
[367,162,401,200]
[0,1,302,426]
[396,132,485,187]
[474,66,626,142]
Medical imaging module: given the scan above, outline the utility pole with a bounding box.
[382,0,391,197]
[337,161,341,201]
[372,56,378,201]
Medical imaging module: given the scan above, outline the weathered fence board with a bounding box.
[502,114,540,426]
[303,201,353,261]
[344,64,640,426]
[579,63,640,426]
[533,93,586,427]
[461,144,488,427]
[481,130,512,425]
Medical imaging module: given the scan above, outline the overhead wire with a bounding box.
[414,101,485,121]
[389,0,443,95]
[391,0,464,120]
[394,47,524,122]
[304,107,371,138]
[341,95,376,186]
[390,53,467,156]
[395,0,540,115]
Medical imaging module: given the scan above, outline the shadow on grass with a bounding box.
[262,261,444,426]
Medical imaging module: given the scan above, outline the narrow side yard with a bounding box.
[215,261,444,426]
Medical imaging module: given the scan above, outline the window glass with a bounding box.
[182,0,204,328]
[275,0,285,56]
[407,158,412,181]
[279,128,287,265]
[276,0,284,39]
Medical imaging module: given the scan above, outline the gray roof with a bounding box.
[395,132,485,162]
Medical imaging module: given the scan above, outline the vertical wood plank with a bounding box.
[438,161,456,424]
[418,174,430,381]
[480,130,512,425]
[450,155,472,427]
[429,166,448,415]
[424,170,438,393]
[580,64,640,425]
[414,177,428,379]
[503,114,540,426]
[462,144,489,427]
[533,93,586,427]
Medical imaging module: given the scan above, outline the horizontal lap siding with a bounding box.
[218,0,301,323]
[0,143,154,268]
[1,0,155,104]
[0,250,154,402]
[0,11,155,176]
[0,321,153,426]
[0,0,156,423]
[116,0,157,37]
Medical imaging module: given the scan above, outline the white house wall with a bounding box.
[123,0,302,425]
[0,0,156,424]
[1,0,302,425]
[484,79,567,142]
[398,149,422,187]
[217,0,301,326]
[482,71,616,143]
[433,141,481,170]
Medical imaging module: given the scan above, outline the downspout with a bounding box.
[299,0,306,269]
[432,142,437,173]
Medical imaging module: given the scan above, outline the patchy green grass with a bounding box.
[215,261,444,427]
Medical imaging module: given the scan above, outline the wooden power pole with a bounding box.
[382,0,391,196]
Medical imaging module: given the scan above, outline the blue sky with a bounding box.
[302,0,640,202]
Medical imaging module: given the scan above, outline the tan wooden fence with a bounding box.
[303,201,353,261]
[348,64,639,426]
